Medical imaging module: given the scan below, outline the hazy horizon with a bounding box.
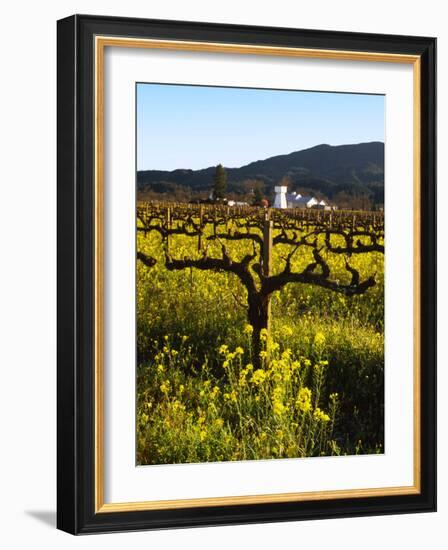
[137,83,385,172]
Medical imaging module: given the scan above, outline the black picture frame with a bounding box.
[57,14,436,535]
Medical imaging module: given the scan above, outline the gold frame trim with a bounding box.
[94,36,422,513]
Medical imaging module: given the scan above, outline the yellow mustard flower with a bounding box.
[243,324,254,335]
[296,387,312,412]
[224,391,237,403]
[268,341,280,352]
[313,407,330,422]
[159,380,171,395]
[314,332,326,347]
[251,369,266,385]
[272,387,286,416]
[219,344,228,355]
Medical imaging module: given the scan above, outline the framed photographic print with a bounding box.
[57,14,436,534]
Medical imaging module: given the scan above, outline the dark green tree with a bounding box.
[252,186,263,205]
[212,164,227,200]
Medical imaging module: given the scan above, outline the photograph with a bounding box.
[53,11,436,536]
[0,0,441,542]
[135,83,385,465]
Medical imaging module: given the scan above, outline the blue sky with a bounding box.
[137,83,384,171]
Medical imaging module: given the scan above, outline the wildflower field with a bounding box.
[136,204,384,465]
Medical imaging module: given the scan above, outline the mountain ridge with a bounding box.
[137,141,384,205]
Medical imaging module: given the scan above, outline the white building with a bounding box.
[288,195,319,209]
[227,200,249,206]
[273,186,288,208]
[273,187,328,209]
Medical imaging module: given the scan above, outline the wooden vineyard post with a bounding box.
[263,210,273,336]
[198,205,203,251]
[166,206,171,253]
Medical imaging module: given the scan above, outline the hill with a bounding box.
[137,142,384,205]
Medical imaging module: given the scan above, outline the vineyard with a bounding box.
[136,202,385,464]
